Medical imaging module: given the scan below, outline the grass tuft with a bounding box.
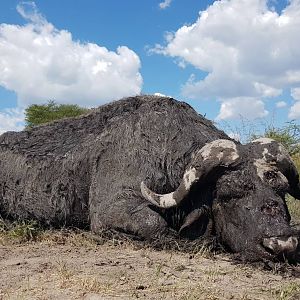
[0,218,42,243]
[273,282,300,300]
[286,196,300,224]
[9,220,41,242]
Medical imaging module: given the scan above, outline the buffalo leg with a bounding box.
[89,189,169,239]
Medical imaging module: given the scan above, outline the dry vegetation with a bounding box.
[1,217,300,300]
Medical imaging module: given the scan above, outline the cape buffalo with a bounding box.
[0,95,299,261]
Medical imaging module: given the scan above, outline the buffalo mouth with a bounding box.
[261,236,298,257]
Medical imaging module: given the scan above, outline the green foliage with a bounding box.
[252,121,300,156]
[0,219,41,242]
[9,220,41,241]
[286,195,300,223]
[25,100,89,127]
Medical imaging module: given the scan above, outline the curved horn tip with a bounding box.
[140,181,177,208]
[140,181,160,207]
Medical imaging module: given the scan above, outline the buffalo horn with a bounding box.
[141,139,240,208]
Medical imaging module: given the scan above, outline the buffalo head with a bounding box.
[141,138,300,261]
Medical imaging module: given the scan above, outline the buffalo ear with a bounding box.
[251,138,300,200]
[275,151,300,200]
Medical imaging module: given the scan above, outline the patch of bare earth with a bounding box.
[1,231,300,300]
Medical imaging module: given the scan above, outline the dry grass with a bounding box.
[286,196,300,224]
[271,282,300,300]
[1,229,300,299]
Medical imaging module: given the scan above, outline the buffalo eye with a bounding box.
[263,170,289,193]
[264,170,278,182]
[261,200,280,216]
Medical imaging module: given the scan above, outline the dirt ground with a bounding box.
[1,231,300,300]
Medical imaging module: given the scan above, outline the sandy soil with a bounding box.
[1,231,300,300]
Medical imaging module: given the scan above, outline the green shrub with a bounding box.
[25,100,89,128]
[8,220,41,241]
[0,219,41,243]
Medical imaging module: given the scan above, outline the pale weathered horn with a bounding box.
[251,138,300,199]
[141,139,240,208]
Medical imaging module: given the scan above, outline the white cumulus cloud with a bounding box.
[276,101,287,108]
[289,87,300,118]
[0,108,25,135]
[289,102,300,119]
[216,97,269,121]
[291,87,300,101]
[0,2,142,108]
[159,0,172,10]
[153,0,300,119]
[154,92,167,97]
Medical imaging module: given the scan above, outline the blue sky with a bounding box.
[0,0,300,140]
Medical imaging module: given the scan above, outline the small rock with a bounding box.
[136,285,146,290]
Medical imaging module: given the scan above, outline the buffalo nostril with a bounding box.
[263,236,298,254]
